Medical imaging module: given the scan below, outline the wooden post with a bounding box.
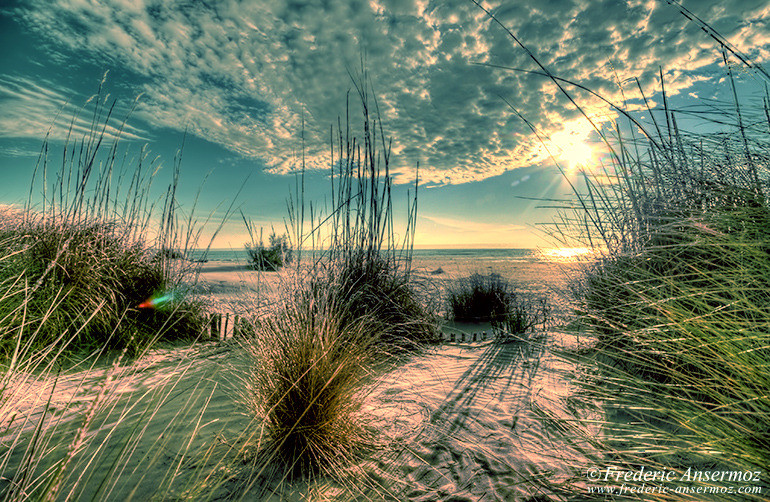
[209,313,216,339]
[210,313,222,340]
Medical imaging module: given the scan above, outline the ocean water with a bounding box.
[189,247,592,264]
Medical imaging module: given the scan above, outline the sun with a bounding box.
[549,121,594,170]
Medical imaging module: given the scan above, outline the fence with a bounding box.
[204,312,496,343]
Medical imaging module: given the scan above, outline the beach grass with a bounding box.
[243,224,293,272]
[445,272,550,339]
[0,216,206,361]
[445,272,514,322]
[287,73,438,352]
[535,44,768,502]
[0,82,210,362]
[0,82,219,501]
[232,76,439,492]
[238,279,381,478]
[472,3,770,499]
[564,171,770,497]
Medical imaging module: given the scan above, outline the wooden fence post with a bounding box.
[210,313,222,339]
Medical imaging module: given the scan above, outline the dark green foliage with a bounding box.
[0,217,205,361]
[491,294,551,336]
[446,272,550,337]
[319,252,438,352]
[245,232,292,271]
[446,273,515,322]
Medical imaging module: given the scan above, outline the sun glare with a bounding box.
[549,121,594,170]
[542,247,594,262]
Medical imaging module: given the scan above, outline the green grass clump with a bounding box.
[491,294,551,337]
[548,59,770,501]
[319,251,438,352]
[446,272,550,335]
[239,282,380,478]
[0,80,219,502]
[287,74,439,352]
[245,230,293,271]
[0,219,204,359]
[446,272,515,322]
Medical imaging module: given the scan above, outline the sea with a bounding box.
[188,247,594,264]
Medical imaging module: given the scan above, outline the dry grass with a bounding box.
[0,78,217,502]
[238,280,381,478]
[472,3,770,499]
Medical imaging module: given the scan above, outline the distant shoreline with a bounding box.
[186,247,595,264]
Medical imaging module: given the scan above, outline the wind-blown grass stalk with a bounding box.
[232,74,437,496]
[474,4,770,500]
[0,79,220,501]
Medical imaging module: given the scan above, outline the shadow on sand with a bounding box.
[430,335,546,435]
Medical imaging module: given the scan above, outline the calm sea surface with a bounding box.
[190,247,591,264]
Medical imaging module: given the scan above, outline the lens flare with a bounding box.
[137,291,177,310]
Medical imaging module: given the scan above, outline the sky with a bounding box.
[1,0,768,249]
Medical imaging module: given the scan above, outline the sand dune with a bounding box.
[2,258,586,500]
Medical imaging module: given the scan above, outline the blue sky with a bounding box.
[1,0,768,248]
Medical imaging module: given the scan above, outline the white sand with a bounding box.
[3,257,590,500]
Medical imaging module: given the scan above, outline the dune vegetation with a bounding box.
[560,109,770,499]
[485,13,770,500]
[2,6,768,502]
[0,85,211,365]
[0,84,215,501]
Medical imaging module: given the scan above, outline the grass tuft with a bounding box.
[243,223,293,271]
[445,272,515,322]
[239,281,380,478]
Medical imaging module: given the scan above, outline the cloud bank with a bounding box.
[6,0,770,184]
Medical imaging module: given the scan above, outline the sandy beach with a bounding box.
[1,256,589,500]
[188,254,583,317]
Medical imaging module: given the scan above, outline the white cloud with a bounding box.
[0,146,41,158]
[0,75,148,143]
[10,0,770,184]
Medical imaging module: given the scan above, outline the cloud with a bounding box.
[0,145,41,158]
[9,0,770,184]
[0,75,148,143]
